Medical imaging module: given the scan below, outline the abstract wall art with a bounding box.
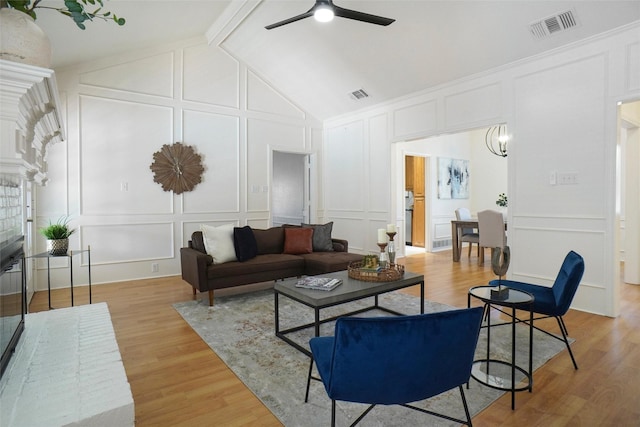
[437,157,469,199]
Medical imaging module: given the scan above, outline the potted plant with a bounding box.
[496,193,508,218]
[496,193,507,208]
[1,0,125,67]
[40,216,76,255]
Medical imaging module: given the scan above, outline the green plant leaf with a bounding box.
[40,216,76,239]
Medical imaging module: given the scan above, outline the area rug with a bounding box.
[174,289,568,426]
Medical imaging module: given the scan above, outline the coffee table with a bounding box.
[274,269,425,356]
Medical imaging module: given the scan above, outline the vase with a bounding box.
[0,8,52,68]
[47,238,69,256]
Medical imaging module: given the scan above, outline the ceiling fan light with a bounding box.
[314,6,334,22]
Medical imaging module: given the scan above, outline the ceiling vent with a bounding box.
[529,9,578,40]
[349,88,369,101]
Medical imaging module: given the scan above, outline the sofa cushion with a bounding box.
[206,254,305,279]
[299,252,364,276]
[302,222,334,252]
[201,223,237,264]
[191,231,207,254]
[233,226,258,262]
[253,227,285,255]
[283,227,313,254]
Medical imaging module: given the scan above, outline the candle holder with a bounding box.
[386,232,397,266]
[377,243,389,269]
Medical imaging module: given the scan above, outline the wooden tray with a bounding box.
[348,261,405,282]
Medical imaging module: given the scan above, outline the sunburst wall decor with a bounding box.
[150,142,204,194]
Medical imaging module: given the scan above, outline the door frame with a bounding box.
[401,151,431,253]
[269,147,316,226]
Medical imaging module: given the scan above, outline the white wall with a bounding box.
[38,37,321,288]
[323,23,640,317]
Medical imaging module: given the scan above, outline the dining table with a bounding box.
[451,219,507,262]
[451,220,480,262]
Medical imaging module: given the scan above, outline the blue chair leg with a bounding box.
[305,358,314,402]
[331,400,336,427]
[459,385,473,427]
[556,316,578,370]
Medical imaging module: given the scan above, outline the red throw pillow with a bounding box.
[283,227,313,254]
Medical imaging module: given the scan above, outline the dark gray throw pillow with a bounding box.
[233,226,258,262]
[302,222,334,252]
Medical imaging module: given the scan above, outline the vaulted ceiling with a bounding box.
[38,0,640,120]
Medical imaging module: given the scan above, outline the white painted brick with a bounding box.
[0,303,134,427]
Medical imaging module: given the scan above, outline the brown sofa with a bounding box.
[180,225,363,306]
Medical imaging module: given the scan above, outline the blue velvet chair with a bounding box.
[304,307,484,426]
[489,250,585,369]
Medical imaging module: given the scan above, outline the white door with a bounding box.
[272,151,310,226]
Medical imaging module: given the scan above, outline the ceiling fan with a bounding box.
[265,0,395,30]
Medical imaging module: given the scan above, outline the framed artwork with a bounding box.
[438,157,469,199]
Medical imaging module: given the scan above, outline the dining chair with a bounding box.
[477,209,506,265]
[489,250,585,369]
[305,307,484,426]
[455,208,480,259]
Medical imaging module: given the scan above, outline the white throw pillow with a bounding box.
[200,223,237,264]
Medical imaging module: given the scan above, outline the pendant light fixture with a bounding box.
[485,125,509,157]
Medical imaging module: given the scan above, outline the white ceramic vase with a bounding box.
[0,8,51,68]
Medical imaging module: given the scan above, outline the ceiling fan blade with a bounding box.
[334,5,395,26]
[265,11,314,30]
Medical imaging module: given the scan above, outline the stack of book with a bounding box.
[295,277,342,291]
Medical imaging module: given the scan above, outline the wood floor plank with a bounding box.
[27,251,640,426]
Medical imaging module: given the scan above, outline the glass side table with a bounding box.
[27,247,92,309]
[468,285,534,410]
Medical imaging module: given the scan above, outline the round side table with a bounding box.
[468,285,534,410]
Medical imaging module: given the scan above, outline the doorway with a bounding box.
[271,151,310,226]
[404,155,426,252]
[617,100,640,286]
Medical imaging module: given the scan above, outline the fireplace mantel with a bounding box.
[0,59,65,185]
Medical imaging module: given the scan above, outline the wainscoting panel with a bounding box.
[512,54,608,218]
[392,100,437,140]
[79,95,174,215]
[182,110,240,214]
[325,121,365,212]
[83,223,175,265]
[626,41,640,92]
[183,44,239,108]
[368,114,390,213]
[247,71,305,119]
[443,83,502,129]
[79,52,174,98]
[510,223,606,314]
[330,217,367,253]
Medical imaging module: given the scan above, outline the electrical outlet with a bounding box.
[558,172,578,185]
[151,263,159,273]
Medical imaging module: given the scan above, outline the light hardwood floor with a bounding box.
[29,250,640,426]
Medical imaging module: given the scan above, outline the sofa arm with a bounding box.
[332,238,348,252]
[180,247,212,292]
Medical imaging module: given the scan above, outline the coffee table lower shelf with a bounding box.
[275,295,410,357]
[274,270,425,357]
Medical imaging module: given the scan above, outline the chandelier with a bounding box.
[485,125,509,157]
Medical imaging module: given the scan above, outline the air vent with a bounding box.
[529,9,578,40]
[349,88,369,101]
